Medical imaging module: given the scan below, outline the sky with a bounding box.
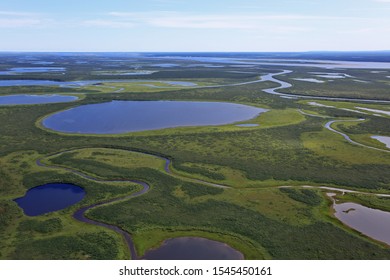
[0,0,389,52]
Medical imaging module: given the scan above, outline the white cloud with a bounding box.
[0,11,38,16]
[106,11,389,29]
[105,12,325,30]
[0,10,49,28]
[83,19,135,28]
[0,19,43,28]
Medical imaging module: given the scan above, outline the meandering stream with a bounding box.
[28,71,390,258]
[35,147,230,259]
[324,120,390,153]
[259,71,390,103]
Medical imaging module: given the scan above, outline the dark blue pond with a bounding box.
[143,237,244,260]
[42,100,266,134]
[14,183,85,216]
[0,94,78,105]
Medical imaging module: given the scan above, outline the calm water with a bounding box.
[154,56,390,69]
[163,81,196,86]
[43,101,266,134]
[333,201,390,245]
[14,183,85,216]
[0,67,65,75]
[371,136,390,148]
[236,124,259,127]
[0,79,197,87]
[0,94,78,105]
[152,63,179,68]
[143,237,244,260]
[0,80,73,87]
[0,79,108,87]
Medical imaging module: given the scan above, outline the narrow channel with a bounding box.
[35,147,230,259]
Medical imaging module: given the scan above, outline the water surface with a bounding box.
[236,124,259,127]
[371,136,390,148]
[356,107,390,116]
[0,79,196,87]
[0,67,65,75]
[333,201,390,245]
[14,183,85,216]
[143,237,244,260]
[0,94,78,105]
[43,100,266,134]
[293,78,325,83]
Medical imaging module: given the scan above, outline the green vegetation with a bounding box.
[1,55,389,260]
[18,218,63,234]
[279,68,390,100]
[11,232,119,260]
[87,170,390,259]
[279,188,322,206]
[334,193,390,212]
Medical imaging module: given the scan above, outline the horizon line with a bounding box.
[1,50,390,53]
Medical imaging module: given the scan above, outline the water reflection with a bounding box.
[330,194,390,245]
[14,183,85,216]
[43,101,266,134]
[0,94,78,105]
[143,237,244,260]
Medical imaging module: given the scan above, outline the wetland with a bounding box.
[1,52,390,260]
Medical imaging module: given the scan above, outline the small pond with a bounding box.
[143,237,244,260]
[42,100,266,134]
[236,124,259,127]
[14,183,85,216]
[332,200,390,245]
[371,136,390,148]
[0,94,78,105]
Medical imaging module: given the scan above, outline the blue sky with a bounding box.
[0,0,389,52]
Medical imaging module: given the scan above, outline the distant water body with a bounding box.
[0,94,78,105]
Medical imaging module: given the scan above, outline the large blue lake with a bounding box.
[0,94,78,105]
[42,100,266,134]
[143,237,244,260]
[0,79,197,87]
[14,183,85,216]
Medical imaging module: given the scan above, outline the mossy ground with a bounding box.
[1,62,389,259]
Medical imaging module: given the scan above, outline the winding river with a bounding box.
[35,148,230,259]
[259,71,390,103]
[298,109,389,153]
[35,145,390,259]
[28,70,390,258]
[192,69,390,103]
[324,120,390,153]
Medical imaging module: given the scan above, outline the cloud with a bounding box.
[0,19,43,28]
[0,10,49,28]
[106,12,324,30]
[0,11,38,16]
[98,11,389,34]
[83,19,135,28]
